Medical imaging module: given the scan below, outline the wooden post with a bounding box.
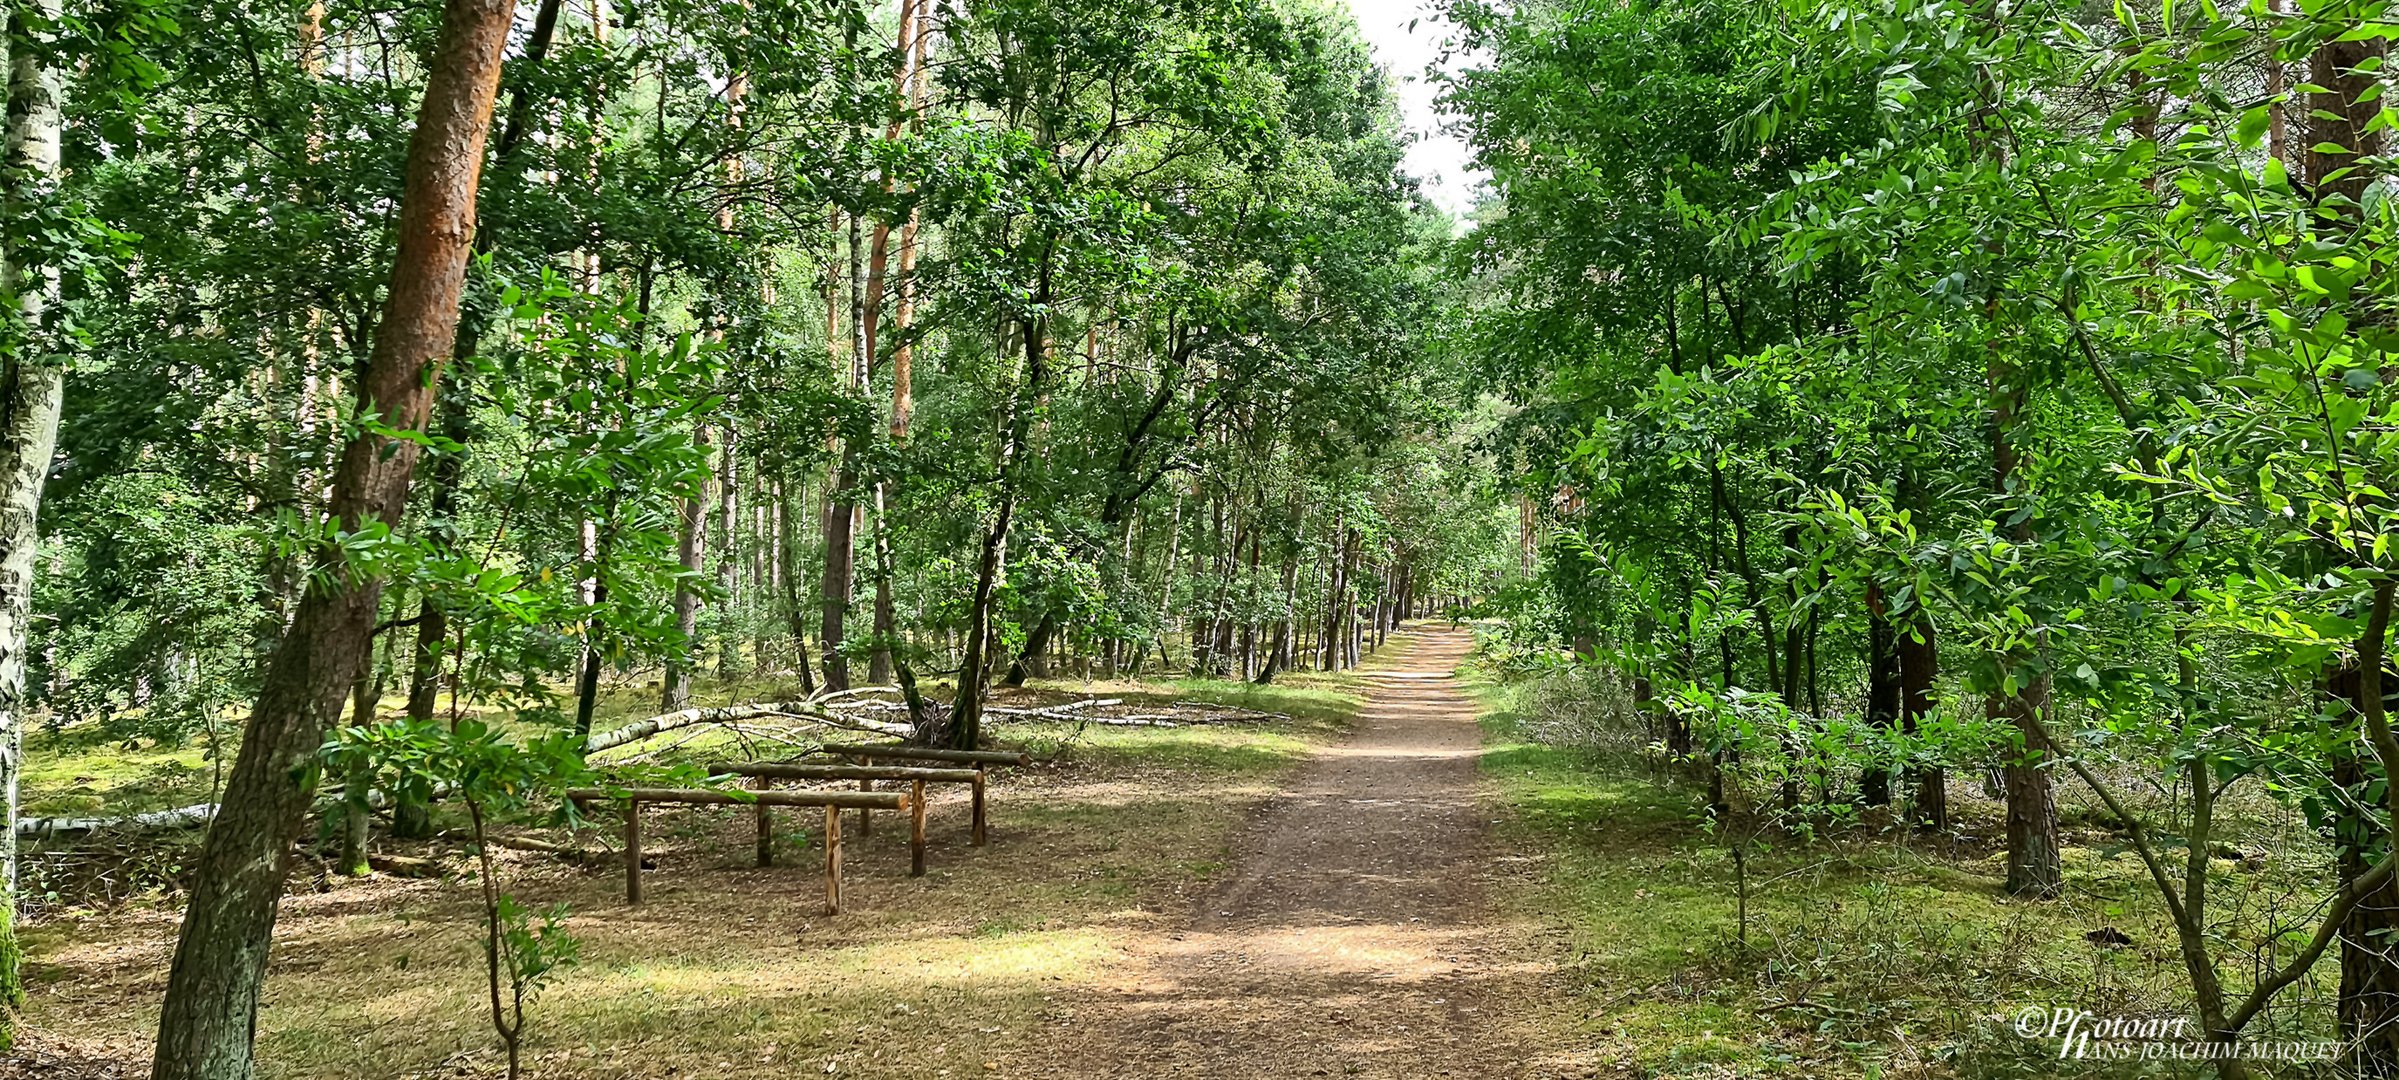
[971,766,988,847]
[856,755,874,836]
[752,773,773,867]
[910,779,928,877]
[823,803,843,916]
[624,800,643,905]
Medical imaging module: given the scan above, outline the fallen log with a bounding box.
[366,853,451,878]
[1170,700,1292,720]
[435,829,617,864]
[583,701,910,756]
[810,685,901,706]
[19,802,215,838]
[984,698,1120,716]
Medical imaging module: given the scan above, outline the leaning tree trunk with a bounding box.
[953,299,1049,750]
[0,0,68,1027]
[150,0,515,1072]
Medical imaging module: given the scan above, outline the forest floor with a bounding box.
[6,626,2316,1079]
[1469,674,2335,1079]
[10,626,1603,1079]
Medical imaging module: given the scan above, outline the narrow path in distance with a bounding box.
[1024,626,1585,1079]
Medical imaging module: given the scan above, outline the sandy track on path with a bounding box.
[1021,628,1584,1079]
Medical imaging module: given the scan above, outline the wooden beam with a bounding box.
[567,787,906,810]
[708,762,978,784]
[818,743,1030,767]
[625,799,643,905]
[824,804,843,916]
[971,767,987,847]
[910,779,927,877]
[752,773,772,868]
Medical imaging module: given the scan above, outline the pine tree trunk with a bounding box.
[662,426,711,709]
[1152,494,1183,675]
[2305,26,2399,1054]
[150,0,515,1070]
[1321,512,1345,671]
[715,424,739,677]
[778,478,816,694]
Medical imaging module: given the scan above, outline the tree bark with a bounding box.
[714,424,738,677]
[953,277,1052,749]
[0,0,67,1020]
[1985,268,2056,894]
[2330,659,2399,1075]
[150,0,515,1071]
[1897,613,1944,830]
[1862,582,1899,807]
[662,426,711,709]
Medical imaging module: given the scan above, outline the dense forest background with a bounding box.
[1443,0,2399,1071]
[0,0,1514,1072]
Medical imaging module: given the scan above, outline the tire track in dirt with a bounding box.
[1022,627,1585,1079]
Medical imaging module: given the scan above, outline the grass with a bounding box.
[20,728,222,819]
[13,653,1382,1079]
[1468,669,2343,1080]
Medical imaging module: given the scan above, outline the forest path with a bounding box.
[1023,626,1580,1078]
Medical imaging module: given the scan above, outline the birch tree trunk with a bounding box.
[0,0,68,1026]
[151,0,516,1070]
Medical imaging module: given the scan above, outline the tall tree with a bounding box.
[0,0,69,1033]
[150,0,518,1070]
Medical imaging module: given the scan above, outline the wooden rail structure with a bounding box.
[566,787,906,915]
[815,743,1029,850]
[707,762,976,877]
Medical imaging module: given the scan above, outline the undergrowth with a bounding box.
[1471,664,2343,1079]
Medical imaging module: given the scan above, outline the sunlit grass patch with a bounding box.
[1473,682,2253,1079]
[20,729,219,818]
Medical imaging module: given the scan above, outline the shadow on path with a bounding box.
[1024,628,1588,1079]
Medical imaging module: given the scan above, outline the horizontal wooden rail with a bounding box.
[569,786,908,915]
[565,787,904,810]
[714,763,985,877]
[706,763,978,784]
[815,743,1031,767]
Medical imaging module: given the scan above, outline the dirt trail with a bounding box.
[1027,627,1579,1078]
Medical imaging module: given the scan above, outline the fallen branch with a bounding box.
[584,701,908,756]
[19,802,216,838]
[436,829,618,864]
[367,853,452,878]
[810,685,900,706]
[983,699,1130,723]
[1171,701,1292,720]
